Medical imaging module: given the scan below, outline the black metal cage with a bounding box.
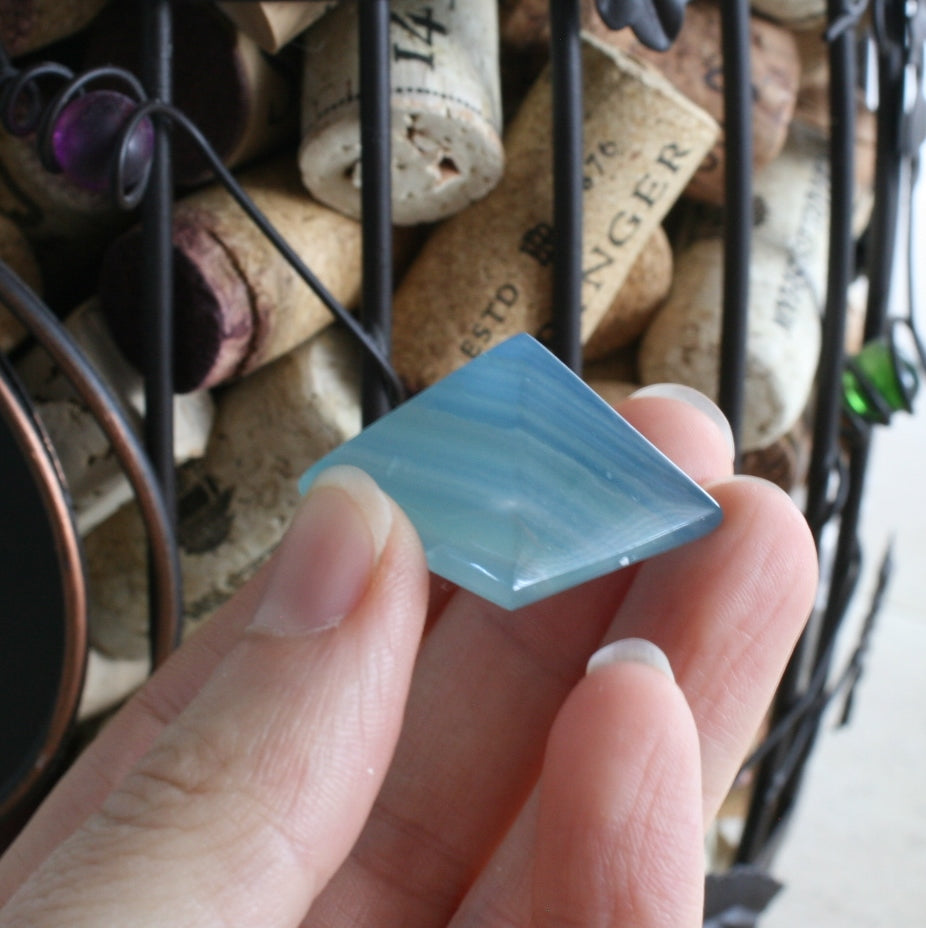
[1,0,924,919]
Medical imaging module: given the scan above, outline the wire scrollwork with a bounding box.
[0,45,406,407]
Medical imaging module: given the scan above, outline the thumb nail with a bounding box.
[586,638,675,681]
[248,465,393,636]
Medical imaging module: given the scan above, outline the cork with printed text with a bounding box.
[391,34,718,392]
[299,0,503,225]
[502,1,801,206]
[639,126,830,450]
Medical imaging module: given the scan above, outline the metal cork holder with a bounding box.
[0,0,923,908]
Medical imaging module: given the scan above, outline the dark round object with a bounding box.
[51,89,154,193]
[0,359,87,847]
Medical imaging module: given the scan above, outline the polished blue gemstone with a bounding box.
[299,334,722,609]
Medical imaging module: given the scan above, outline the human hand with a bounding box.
[0,388,817,927]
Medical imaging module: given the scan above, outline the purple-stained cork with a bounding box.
[98,159,363,393]
[99,208,255,394]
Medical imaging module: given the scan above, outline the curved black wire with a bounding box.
[0,50,407,406]
[0,262,182,667]
[1,35,180,667]
[114,101,406,406]
[737,0,861,864]
[0,61,75,136]
[737,0,924,866]
[0,46,408,669]
[35,66,149,175]
[824,0,870,42]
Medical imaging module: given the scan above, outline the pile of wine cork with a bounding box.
[0,1,873,707]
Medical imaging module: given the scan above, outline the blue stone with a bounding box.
[299,334,722,610]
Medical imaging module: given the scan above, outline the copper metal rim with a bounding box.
[0,362,87,833]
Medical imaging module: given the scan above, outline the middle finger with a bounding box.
[302,394,734,928]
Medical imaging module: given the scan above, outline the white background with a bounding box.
[763,142,926,924]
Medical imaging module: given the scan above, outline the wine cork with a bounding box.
[639,235,822,450]
[752,124,831,271]
[640,128,829,449]
[0,129,116,238]
[77,648,148,721]
[583,225,672,361]
[84,324,362,658]
[583,0,800,205]
[31,390,214,535]
[391,35,718,391]
[793,68,876,236]
[499,0,548,49]
[749,0,825,30]
[299,0,504,225]
[741,418,812,494]
[15,300,215,534]
[0,213,42,352]
[0,128,129,307]
[99,157,363,393]
[793,22,829,79]
[84,1,300,186]
[844,274,869,357]
[0,0,109,57]
[499,0,800,203]
[218,1,338,52]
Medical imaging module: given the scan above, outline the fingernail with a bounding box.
[248,465,393,636]
[631,383,736,460]
[586,638,675,681]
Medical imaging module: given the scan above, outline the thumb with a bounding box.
[1,465,429,928]
[533,639,705,928]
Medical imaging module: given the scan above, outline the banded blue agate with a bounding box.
[299,334,722,610]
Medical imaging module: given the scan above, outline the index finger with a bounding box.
[0,386,736,905]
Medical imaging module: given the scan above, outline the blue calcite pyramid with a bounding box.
[299,335,722,609]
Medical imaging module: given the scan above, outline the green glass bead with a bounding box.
[843,337,919,423]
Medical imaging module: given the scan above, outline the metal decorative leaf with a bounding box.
[595,0,686,51]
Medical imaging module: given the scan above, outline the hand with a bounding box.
[0,388,817,928]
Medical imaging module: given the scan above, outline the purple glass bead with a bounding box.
[52,90,154,194]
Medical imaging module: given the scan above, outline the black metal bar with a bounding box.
[123,102,405,402]
[359,0,394,423]
[141,0,182,659]
[804,15,857,541]
[718,0,753,467]
[549,0,583,373]
[864,0,907,343]
[760,0,914,835]
[737,0,858,863]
